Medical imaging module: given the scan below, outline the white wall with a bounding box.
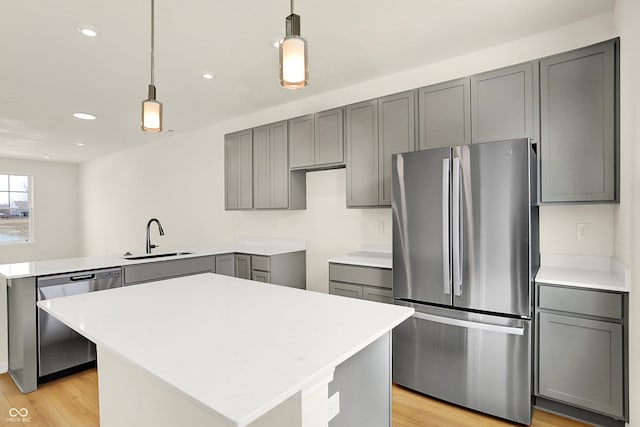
[0,157,80,264]
[613,0,640,426]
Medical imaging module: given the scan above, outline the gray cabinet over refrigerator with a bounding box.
[391,138,538,425]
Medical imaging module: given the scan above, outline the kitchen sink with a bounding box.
[122,252,193,260]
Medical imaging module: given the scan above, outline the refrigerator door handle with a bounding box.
[452,157,462,296]
[411,311,525,336]
[442,159,451,295]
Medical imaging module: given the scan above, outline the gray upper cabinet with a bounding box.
[346,91,416,207]
[224,130,253,210]
[253,125,271,209]
[253,121,305,209]
[471,62,539,144]
[315,107,344,167]
[419,78,471,149]
[378,91,417,205]
[346,99,379,207]
[288,115,315,169]
[540,40,617,203]
[289,108,344,170]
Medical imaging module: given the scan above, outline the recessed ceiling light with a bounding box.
[75,142,85,147]
[77,25,100,37]
[44,156,53,159]
[202,72,215,80]
[73,112,96,120]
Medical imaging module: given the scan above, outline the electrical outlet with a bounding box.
[328,391,340,421]
[576,223,589,240]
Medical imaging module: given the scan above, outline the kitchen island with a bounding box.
[37,273,413,427]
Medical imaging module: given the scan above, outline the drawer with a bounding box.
[329,281,363,299]
[124,256,215,285]
[537,284,623,320]
[329,263,392,289]
[363,287,393,304]
[251,255,270,272]
[252,271,270,283]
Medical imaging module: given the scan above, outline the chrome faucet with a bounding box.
[146,218,165,254]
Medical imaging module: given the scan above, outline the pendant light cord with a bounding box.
[150,0,155,86]
[290,0,293,14]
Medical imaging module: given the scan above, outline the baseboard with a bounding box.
[0,361,8,374]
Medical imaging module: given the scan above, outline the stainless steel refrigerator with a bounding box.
[392,138,539,425]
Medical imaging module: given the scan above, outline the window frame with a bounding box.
[0,172,33,245]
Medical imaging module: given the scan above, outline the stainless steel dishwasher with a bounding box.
[36,267,122,379]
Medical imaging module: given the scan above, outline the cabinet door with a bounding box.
[419,78,471,149]
[253,125,271,208]
[289,115,315,169]
[269,121,289,209]
[215,254,235,277]
[252,271,270,283]
[235,255,252,280]
[315,107,344,166]
[346,100,379,207]
[224,130,253,210]
[237,130,253,209]
[363,287,393,304]
[538,312,623,418]
[540,41,616,203]
[224,133,239,209]
[471,62,538,143]
[329,281,363,299]
[378,91,416,206]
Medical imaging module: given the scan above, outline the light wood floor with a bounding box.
[0,370,588,427]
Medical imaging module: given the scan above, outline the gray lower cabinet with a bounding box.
[250,252,306,289]
[329,263,393,304]
[253,121,306,210]
[418,78,471,149]
[224,130,253,210]
[540,39,617,203]
[471,61,539,144]
[289,108,345,170]
[123,256,215,285]
[346,91,416,207]
[536,283,627,421]
[215,254,235,276]
[235,254,252,280]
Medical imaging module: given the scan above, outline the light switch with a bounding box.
[376,221,384,234]
[576,223,589,240]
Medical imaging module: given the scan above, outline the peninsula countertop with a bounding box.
[0,237,306,280]
[37,273,413,427]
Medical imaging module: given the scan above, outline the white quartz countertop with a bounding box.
[328,249,392,269]
[0,238,306,279]
[535,254,630,293]
[37,273,413,427]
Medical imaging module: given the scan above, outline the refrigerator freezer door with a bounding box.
[393,302,532,425]
[392,148,452,305]
[452,139,531,316]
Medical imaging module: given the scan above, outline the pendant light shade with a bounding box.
[142,85,162,132]
[279,2,308,89]
[142,0,162,132]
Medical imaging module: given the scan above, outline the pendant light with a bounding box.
[279,0,308,89]
[142,0,162,132]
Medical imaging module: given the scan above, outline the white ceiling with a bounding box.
[0,0,614,163]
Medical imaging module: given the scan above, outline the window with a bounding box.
[0,173,31,243]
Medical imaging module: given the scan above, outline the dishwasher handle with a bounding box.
[70,274,95,281]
